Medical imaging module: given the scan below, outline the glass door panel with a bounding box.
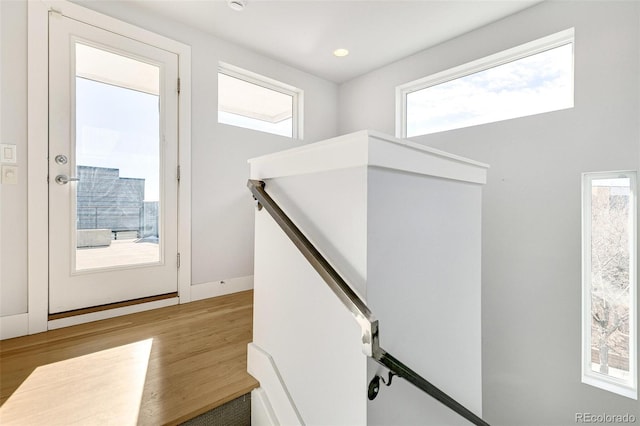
[74,43,161,271]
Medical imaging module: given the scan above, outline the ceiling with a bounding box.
[121,0,542,83]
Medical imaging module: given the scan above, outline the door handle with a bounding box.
[55,175,80,185]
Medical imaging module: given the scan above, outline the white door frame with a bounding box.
[27,0,192,333]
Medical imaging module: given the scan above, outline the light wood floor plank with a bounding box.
[0,290,259,425]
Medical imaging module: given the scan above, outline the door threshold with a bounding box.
[48,291,178,321]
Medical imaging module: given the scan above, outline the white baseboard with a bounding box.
[190,275,253,302]
[247,343,304,425]
[0,313,29,340]
[47,297,179,330]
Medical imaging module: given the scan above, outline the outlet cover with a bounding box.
[1,166,18,184]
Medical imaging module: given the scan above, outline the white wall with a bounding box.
[339,1,640,424]
[252,172,368,425]
[0,0,29,316]
[0,0,337,317]
[367,169,483,425]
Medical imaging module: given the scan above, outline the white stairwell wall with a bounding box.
[366,168,483,425]
[248,130,487,425]
[250,166,369,425]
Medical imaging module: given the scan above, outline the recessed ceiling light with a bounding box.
[228,0,246,12]
[333,48,349,57]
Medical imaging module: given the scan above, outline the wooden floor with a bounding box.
[0,290,259,425]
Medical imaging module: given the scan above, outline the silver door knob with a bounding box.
[55,175,80,185]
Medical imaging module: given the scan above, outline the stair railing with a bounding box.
[248,179,489,426]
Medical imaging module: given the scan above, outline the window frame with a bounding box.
[581,170,638,400]
[218,62,304,140]
[395,28,575,138]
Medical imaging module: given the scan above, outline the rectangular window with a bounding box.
[218,62,303,139]
[582,171,637,399]
[396,28,574,138]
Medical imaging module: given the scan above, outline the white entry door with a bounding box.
[48,13,180,314]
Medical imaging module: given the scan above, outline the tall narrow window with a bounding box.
[582,171,637,399]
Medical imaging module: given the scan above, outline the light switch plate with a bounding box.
[0,144,17,163]
[1,166,18,184]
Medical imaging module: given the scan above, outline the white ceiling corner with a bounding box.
[84,0,543,83]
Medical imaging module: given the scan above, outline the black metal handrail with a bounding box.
[248,179,489,426]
